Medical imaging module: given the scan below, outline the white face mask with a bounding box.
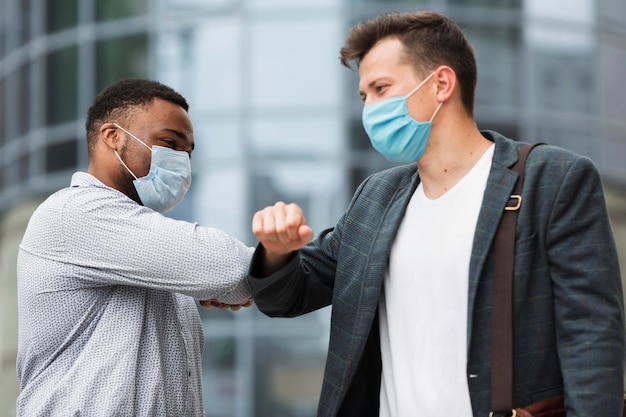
[113,123,192,213]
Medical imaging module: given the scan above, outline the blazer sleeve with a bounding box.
[542,152,625,415]
[247,175,373,318]
[247,169,391,318]
[247,239,335,317]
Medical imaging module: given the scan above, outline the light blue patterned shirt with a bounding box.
[16,172,253,416]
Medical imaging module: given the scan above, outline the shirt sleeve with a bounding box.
[42,186,252,303]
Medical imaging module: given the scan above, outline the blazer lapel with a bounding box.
[466,133,521,350]
[331,167,419,384]
[353,169,420,316]
[368,171,420,285]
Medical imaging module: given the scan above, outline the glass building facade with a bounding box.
[1,0,625,416]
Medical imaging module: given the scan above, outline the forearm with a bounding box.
[250,244,295,278]
[248,247,332,317]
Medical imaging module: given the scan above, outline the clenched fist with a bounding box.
[252,202,314,275]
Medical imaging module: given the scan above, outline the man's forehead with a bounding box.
[358,59,417,89]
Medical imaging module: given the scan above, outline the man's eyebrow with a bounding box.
[358,79,379,99]
[360,78,384,93]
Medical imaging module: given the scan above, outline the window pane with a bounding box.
[46,47,78,125]
[95,35,148,92]
[45,140,78,173]
[19,0,30,46]
[0,80,5,147]
[95,0,148,21]
[0,7,5,57]
[19,65,30,135]
[5,152,31,186]
[18,153,29,183]
[254,336,325,417]
[357,0,426,4]
[46,0,78,33]
[466,25,520,108]
[250,16,341,109]
[449,0,517,8]
[532,53,594,113]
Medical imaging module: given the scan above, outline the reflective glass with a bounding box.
[349,118,370,152]
[202,337,237,417]
[45,140,77,173]
[46,46,78,125]
[0,16,4,57]
[532,53,593,114]
[356,0,426,4]
[0,80,4,147]
[253,335,327,417]
[449,0,516,8]
[19,65,30,135]
[20,0,30,46]
[95,35,148,93]
[191,20,241,113]
[46,0,78,33]
[95,0,148,21]
[250,116,342,155]
[601,40,626,123]
[18,153,29,183]
[245,0,338,9]
[250,16,341,109]
[465,25,519,108]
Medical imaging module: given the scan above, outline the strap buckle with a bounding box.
[489,410,517,417]
[505,195,522,211]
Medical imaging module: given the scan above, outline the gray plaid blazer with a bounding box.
[249,131,625,417]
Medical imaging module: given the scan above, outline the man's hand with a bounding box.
[200,299,254,311]
[252,201,314,275]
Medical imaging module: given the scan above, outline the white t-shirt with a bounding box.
[379,144,495,416]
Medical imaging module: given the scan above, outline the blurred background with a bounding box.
[0,0,625,416]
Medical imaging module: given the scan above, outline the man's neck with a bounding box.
[417,125,492,200]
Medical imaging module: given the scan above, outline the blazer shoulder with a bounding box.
[363,164,417,188]
[487,130,597,173]
[524,143,600,177]
[345,164,418,216]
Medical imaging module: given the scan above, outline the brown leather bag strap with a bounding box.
[490,143,541,416]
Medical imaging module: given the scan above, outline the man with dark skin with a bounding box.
[17,78,252,416]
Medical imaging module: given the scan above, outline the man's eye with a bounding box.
[161,139,176,148]
[374,85,386,93]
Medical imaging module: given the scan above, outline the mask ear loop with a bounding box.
[113,150,139,180]
[113,123,152,151]
[111,123,151,180]
[430,101,444,122]
[405,71,436,99]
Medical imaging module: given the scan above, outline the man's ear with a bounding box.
[433,65,456,102]
[99,122,121,150]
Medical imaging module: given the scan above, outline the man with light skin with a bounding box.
[247,11,624,417]
[17,78,252,416]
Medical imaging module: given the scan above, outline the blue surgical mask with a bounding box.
[362,72,442,162]
[113,123,192,213]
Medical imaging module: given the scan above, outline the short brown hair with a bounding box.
[340,11,477,116]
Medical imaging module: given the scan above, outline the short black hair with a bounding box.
[85,78,189,154]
